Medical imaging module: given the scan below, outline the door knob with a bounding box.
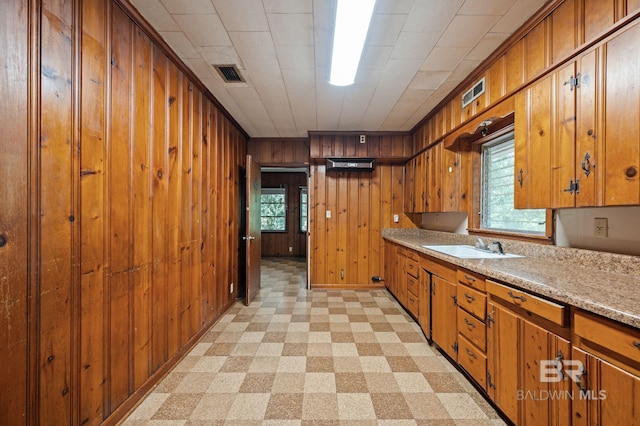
[243,235,256,241]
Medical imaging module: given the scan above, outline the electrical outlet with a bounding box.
[289,246,293,253]
[230,282,234,293]
[360,134,366,143]
[594,217,608,237]
[393,214,399,223]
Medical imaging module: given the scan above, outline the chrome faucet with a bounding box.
[490,241,505,255]
[475,237,488,250]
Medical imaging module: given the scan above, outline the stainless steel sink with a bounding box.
[420,244,524,259]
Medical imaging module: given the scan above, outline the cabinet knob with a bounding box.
[626,166,638,179]
[587,129,594,137]
[0,234,6,248]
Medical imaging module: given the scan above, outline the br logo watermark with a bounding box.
[517,358,607,401]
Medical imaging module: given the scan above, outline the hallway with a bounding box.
[123,258,504,424]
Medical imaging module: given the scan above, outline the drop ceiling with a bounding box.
[130,0,548,138]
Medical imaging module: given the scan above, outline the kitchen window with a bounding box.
[261,187,287,232]
[481,132,546,234]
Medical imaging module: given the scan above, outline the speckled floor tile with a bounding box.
[123,257,502,424]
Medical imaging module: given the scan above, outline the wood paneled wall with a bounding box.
[308,134,417,288]
[248,138,310,166]
[0,0,247,424]
[412,0,640,153]
[261,172,308,257]
[310,132,413,160]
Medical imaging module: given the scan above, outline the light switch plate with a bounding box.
[326,210,331,218]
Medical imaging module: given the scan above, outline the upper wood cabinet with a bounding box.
[516,19,640,209]
[603,20,640,205]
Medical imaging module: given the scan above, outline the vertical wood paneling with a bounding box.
[39,0,75,421]
[525,20,548,79]
[0,1,29,423]
[109,5,132,408]
[132,26,152,390]
[80,0,107,421]
[551,0,578,63]
[505,39,525,94]
[151,43,168,371]
[584,0,616,42]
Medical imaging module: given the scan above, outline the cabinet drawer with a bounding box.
[487,280,566,326]
[398,246,420,262]
[457,268,486,292]
[458,308,486,352]
[574,311,640,364]
[407,274,419,296]
[458,335,487,389]
[406,291,419,318]
[457,285,487,320]
[405,258,419,278]
[420,256,457,282]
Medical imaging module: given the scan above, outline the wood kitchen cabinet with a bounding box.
[383,242,399,298]
[428,259,458,361]
[572,310,640,425]
[486,280,571,425]
[515,20,640,209]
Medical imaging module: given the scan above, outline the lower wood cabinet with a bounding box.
[432,274,458,361]
[487,281,572,425]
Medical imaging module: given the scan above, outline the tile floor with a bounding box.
[123,257,506,425]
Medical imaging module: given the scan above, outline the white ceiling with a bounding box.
[130,0,548,138]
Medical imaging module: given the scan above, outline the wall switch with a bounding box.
[393,214,399,223]
[594,217,608,237]
[289,246,293,253]
[230,282,234,293]
[326,210,331,218]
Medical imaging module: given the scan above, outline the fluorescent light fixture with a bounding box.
[329,0,376,86]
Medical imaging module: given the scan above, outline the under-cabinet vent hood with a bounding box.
[326,158,375,172]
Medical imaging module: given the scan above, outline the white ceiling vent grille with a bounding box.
[214,64,245,83]
[462,77,486,108]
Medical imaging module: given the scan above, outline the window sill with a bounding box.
[468,228,553,245]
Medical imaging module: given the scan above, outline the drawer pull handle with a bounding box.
[633,341,640,350]
[465,348,477,359]
[464,318,476,329]
[464,293,475,303]
[507,291,526,303]
[464,274,476,282]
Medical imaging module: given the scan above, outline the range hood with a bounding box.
[326,158,375,172]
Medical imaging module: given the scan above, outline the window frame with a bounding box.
[299,186,308,233]
[467,125,554,243]
[260,186,288,233]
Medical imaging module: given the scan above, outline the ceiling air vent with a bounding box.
[462,77,485,108]
[214,64,245,83]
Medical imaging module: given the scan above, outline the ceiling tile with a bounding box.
[409,70,451,90]
[447,59,483,82]
[459,0,517,16]
[466,32,510,61]
[492,0,547,33]
[268,13,313,46]
[212,0,269,31]
[197,45,242,65]
[374,0,414,14]
[264,0,312,14]
[437,14,501,48]
[181,58,217,79]
[275,45,314,70]
[421,46,471,71]
[160,0,216,15]
[159,31,200,58]
[174,14,232,46]
[130,0,180,31]
[403,0,465,33]
[367,14,406,46]
[229,32,277,59]
[390,31,440,60]
[242,56,282,81]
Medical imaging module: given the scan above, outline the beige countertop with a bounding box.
[383,229,640,329]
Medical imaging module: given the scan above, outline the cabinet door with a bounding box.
[515,62,577,209]
[442,148,460,212]
[572,347,640,425]
[432,275,457,361]
[418,269,430,339]
[384,242,398,297]
[604,21,640,205]
[404,157,415,212]
[520,320,572,426]
[414,152,427,213]
[426,143,442,212]
[576,48,603,207]
[397,256,407,306]
[487,302,520,423]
